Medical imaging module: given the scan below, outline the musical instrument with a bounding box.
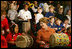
[15,34,33,48]
[29,3,34,8]
[49,33,69,47]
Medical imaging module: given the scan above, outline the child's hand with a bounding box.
[54,28,57,30]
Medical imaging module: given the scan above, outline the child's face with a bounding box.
[38,9,42,13]
[67,10,71,16]
[64,20,69,24]
[1,15,6,21]
[34,1,37,5]
[15,25,19,33]
[49,8,54,13]
[56,20,61,25]
[50,18,54,23]
[59,9,63,14]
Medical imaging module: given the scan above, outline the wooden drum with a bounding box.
[15,34,33,48]
[49,33,69,47]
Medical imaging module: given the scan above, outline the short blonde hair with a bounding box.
[58,8,63,11]
[49,5,55,9]
[39,17,48,24]
[37,7,42,11]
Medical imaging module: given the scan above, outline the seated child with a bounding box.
[55,19,64,33]
[1,28,8,48]
[6,24,21,48]
[35,7,44,32]
[63,19,71,29]
[47,17,57,30]
[45,5,55,19]
[65,27,71,47]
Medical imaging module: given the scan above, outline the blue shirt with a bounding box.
[47,23,56,28]
[45,12,54,18]
[55,23,64,32]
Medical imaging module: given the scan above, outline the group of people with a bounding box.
[1,1,71,48]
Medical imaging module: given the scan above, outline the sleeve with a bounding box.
[32,7,37,12]
[6,33,13,42]
[36,30,42,43]
[5,18,9,31]
[18,10,21,17]
[27,11,32,19]
[7,10,10,18]
[1,36,8,48]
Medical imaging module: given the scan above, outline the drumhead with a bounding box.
[49,33,69,47]
[15,34,33,48]
[15,35,28,48]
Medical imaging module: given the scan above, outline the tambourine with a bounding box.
[29,3,34,8]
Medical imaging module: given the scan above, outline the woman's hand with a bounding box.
[39,41,45,45]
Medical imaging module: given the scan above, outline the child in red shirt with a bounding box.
[65,27,71,47]
[1,28,8,48]
[1,10,10,34]
[6,24,21,48]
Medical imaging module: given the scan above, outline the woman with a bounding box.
[36,17,56,48]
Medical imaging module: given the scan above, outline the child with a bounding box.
[55,6,64,22]
[45,5,55,19]
[65,27,71,47]
[7,1,18,24]
[1,10,10,34]
[55,19,64,33]
[1,28,8,48]
[47,17,57,30]
[63,19,71,29]
[35,7,44,32]
[6,24,21,48]
[66,9,71,24]
[35,7,44,24]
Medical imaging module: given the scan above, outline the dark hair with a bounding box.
[66,9,71,14]
[11,25,16,34]
[67,27,71,31]
[23,4,29,8]
[63,16,69,23]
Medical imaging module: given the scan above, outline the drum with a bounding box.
[49,33,69,47]
[15,34,33,48]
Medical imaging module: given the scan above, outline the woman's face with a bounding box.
[14,25,19,33]
[40,22,47,29]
